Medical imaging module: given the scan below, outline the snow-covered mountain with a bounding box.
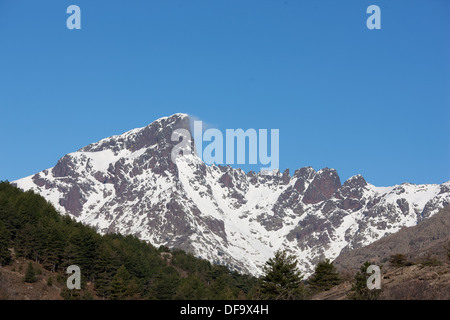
[13,113,450,276]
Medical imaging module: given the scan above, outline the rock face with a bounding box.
[302,168,341,204]
[13,113,450,276]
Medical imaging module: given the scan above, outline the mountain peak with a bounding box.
[302,167,341,204]
[343,174,367,188]
[12,113,450,277]
[79,113,191,154]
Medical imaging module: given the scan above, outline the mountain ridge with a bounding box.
[13,113,450,276]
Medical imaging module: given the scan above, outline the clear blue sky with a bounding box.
[0,0,449,186]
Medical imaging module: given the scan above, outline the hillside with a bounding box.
[0,254,64,300]
[310,205,450,300]
[333,205,450,271]
[311,263,450,300]
[0,181,257,300]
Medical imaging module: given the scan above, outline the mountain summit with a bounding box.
[14,113,450,276]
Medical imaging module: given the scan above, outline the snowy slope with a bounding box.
[13,113,450,276]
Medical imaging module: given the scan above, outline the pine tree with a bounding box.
[0,221,11,266]
[347,261,381,300]
[24,262,37,283]
[174,276,206,299]
[152,266,180,300]
[260,250,305,300]
[65,227,101,281]
[42,222,65,272]
[93,241,122,297]
[0,181,262,300]
[14,224,35,259]
[208,273,229,299]
[109,265,139,300]
[308,259,341,293]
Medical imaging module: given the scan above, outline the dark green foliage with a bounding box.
[151,266,180,300]
[0,181,258,300]
[308,259,341,293]
[109,265,140,300]
[259,250,305,300]
[174,276,207,299]
[24,262,36,283]
[347,261,381,300]
[0,221,11,266]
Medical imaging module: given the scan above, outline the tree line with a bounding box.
[0,181,384,300]
[0,181,257,299]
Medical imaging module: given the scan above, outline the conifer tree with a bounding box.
[347,261,381,300]
[0,221,11,266]
[93,241,122,297]
[0,181,261,300]
[47,276,53,287]
[175,276,206,299]
[308,259,341,293]
[109,265,139,300]
[42,222,65,272]
[208,273,229,299]
[260,250,305,300]
[152,266,180,300]
[24,262,37,283]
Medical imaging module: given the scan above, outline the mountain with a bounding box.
[13,113,450,276]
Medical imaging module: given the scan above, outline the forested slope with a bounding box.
[0,181,257,300]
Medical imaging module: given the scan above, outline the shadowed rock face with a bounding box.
[302,168,341,204]
[335,175,367,200]
[82,114,191,154]
[13,113,450,276]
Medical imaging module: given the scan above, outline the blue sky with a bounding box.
[0,0,449,186]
